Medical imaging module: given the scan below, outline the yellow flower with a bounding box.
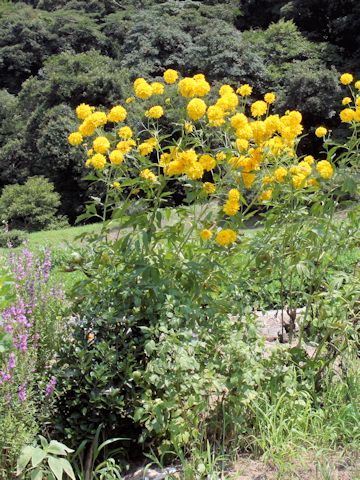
[215,229,237,247]
[259,188,273,201]
[93,136,110,154]
[237,84,252,96]
[76,103,93,120]
[79,121,95,137]
[298,161,312,177]
[184,121,194,133]
[107,105,127,122]
[200,229,212,241]
[236,139,249,152]
[194,78,211,97]
[292,174,306,189]
[340,73,354,85]
[223,200,240,216]
[138,142,155,156]
[242,172,255,188]
[163,69,179,84]
[216,92,238,111]
[68,132,83,146]
[178,77,197,97]
[303,155,315,165]
[88,153,106,170]
[187,98,207,121]
[117,140,135,154]
[340,108,355,123]
[199,154,216,171]
[118,126,133,139]
[145,105,164,119]
[112,181,121,189]
[202,182,216,194]
[207,105,225,126]
[140,168,157,182]
[134,81,153,100]
[251,100,268,117]
[126,97,135,104]
[219,84,234,96]
[355,80,360,90]
[273,167,288,182]
[228,188,240,201]
[186,162,204,180]
[109,150,124,165]
[342,97,352,106]
[315,126,327,137]
[87,149,93,156]
[231,113,248,129]
[316,160,334,179]
[151,82,165,95]
[216,152,226,161]
[264,92,276,104]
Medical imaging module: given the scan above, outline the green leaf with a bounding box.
[17,446,34,473]
[39,436,49,450]
[48,440,74,456]
[31,448,47,467]
[31,469,44,480]
[48,456,64,480]
[59,458,76,480]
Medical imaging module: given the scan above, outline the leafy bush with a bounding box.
[0,229,28,248]
[0,176,68,231]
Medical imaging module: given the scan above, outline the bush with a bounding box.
[0,229,28,248]
[0,176,67,231]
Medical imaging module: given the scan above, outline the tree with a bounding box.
[0,176,65,231]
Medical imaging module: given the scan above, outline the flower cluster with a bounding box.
[67,69,352,248]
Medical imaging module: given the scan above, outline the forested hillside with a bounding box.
[0,0,358,220]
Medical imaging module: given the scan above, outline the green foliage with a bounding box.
[0,229,28,247]
[0,176,66,231]
[16,436,75,480]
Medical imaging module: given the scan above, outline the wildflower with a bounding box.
[93,136,110,154]
[315,126,327,137]
[237,84,252,96]
[202,182,216,194]
[163,69,179,84]
[264,92,276,104]
[342,97,352,105]
[242,172,256,188]
[187,98,207,121]
[199,154,216,171]
[76,103,93,120]
[145,106,164,119]
[292,174,306,189]
[184,122,194,133]
[273,167,288,182]
[215,229,237,247]
[187,162,204,180]
[8,353,16,369]
[355,80,360,90]
[140,169,157,182]
[219,84,234,96]
[138,142,154,156]
[18,383,27,402]
[68,132,83,146]
[134,80,153,100]
[178,77,197,97]
[207,105,225,126]
[316,160,334,179]
[251,100,267,117]
[231,113,248,129]
[118,126,133,139]
[126,97,135,104]
[109,150,124,165]
[88,153,106,170]
[216,152,226,161]
[112,181,121,189]
[340,108,355,122]
[200,229,212,240]
[303,155,315,165]
[259,188,273,201]
[151,82,165,95]
[108,105,127,122]
[45,377,57,397]
[340,73,354,85]
[194,78,211,97]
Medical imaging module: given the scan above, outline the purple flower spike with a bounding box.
[45,376,57,396]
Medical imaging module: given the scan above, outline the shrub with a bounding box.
[0,176,67,231]
[54,67,359,464]
[0,229,28,248]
